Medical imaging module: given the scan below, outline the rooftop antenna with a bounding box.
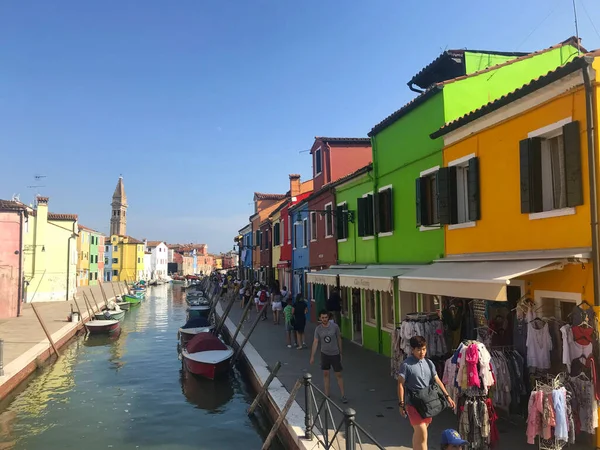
[27,174,47,205]
[572,0,581,55]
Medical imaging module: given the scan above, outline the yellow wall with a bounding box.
[271,210,281,271]
[110,235,144,282]
[444,86,590,255]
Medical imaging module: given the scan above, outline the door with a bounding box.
[351,288,362,345]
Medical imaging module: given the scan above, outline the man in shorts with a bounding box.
[310,310,347,403]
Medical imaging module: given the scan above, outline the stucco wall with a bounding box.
[0,211,22,318]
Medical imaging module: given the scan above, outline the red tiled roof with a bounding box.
[315,137,371,145]
[116,235,143,244]
[49,213,78,221]
[78,224,103,234]
[146,240,164,247]
[0,199,27,211]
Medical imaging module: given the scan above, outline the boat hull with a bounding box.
[95,310,126,321]
[85,320,121,335]
[183,354,231,380]
[115,302,130,311]
[122,294,142,305]
[179,326,214,344]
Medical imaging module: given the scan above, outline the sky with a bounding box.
[1,1,599,253]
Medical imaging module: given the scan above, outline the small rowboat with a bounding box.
[186,305,211,320]
[85,319,120,335]
[179,317,214,344]
[122,294,142,305]
[94,309,126,321]
[182,333,233,380]
[132,290,145,299]
[116,302,130,311]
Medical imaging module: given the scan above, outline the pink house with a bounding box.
[0,200,27,318]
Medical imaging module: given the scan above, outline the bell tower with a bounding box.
[110,176,128,236]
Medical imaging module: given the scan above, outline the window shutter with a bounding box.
[374,190,381,234]
[366,194,374,235]
[563,121,583,207]
[415,178,424,227]
[468,157,481,221]
[519,138,543,213]
[357,197,366,237]
[336,205,344,238]
[437,167,455,225]
[387,188,394,232]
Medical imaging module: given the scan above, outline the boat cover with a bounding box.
[181,317,210,329]
[187,333,227,353]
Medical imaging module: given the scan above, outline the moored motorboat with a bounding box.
[84,319,121,335]
[179,317,214,344]
[116,302,131,311]
[186,305,211,320]
[181,333,233,380]
[94,309,126,321]
[122,294,142,305]
[187,298,210,307]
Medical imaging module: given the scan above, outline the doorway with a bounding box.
[351,288,362,345]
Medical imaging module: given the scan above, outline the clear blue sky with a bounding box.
[1,1,599,253]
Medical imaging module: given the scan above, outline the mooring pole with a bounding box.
[232,303,265,364]
[215,291,238,335]
[31,303,60,357]
[0,339,4,376]
[248,361,282,415]
[261,379,303,450]
[90,289,102,311]
[231,295,255,344]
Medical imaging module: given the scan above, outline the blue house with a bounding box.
[289,201,310,310]
[239,224,253,281]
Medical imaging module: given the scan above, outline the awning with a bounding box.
[306,268,345,287]
[277,261,290,269]
[338,266,419,293]
[398,259,566,301]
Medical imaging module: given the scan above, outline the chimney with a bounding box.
[289,174,301,198]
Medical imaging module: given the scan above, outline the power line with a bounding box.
[572,0,581,55]
[515,0,560,51]
[579,0,600,42]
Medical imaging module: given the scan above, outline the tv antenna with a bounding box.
[27,174,47,204]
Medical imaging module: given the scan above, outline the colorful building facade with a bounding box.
[0,200,27,318]
[109,234,144,282]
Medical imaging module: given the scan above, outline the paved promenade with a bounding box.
[218,292,594,450]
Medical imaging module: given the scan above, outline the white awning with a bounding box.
[306,269,341,287]
[397,259,566,301]
[338,266,419,293]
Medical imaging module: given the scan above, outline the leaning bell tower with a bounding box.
[110,176,128,236]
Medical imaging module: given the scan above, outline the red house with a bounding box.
[307,137,372,318]
[259,218,272,283]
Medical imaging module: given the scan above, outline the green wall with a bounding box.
[335,173,376,265]
[89,233,100,286]
[463,52,518,74]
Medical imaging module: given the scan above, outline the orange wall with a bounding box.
[444,86,591,255]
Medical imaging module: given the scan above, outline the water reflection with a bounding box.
[180,369,234,412]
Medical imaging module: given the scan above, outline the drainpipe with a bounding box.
[17,210,25,316]
[582,58,600,306]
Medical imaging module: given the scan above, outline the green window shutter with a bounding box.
[563,121,583,207]
[342,207,349,240]
[415,178,424,227]
[357,197,366,237]
[519,137,543,213]
[437,167,457,225]
[468,157,481,221]
[336,205,344,238]
[374,190,381,234]
[387,188,394,232]
[366,194,374,236]
[377,188,393,233]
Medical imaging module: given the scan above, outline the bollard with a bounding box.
[344,408,357,450]
[304,373,313,440]
[0,339,3,376]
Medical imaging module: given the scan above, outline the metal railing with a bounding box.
[303,373,385,450]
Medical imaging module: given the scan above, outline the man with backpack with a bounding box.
[257,284,269,321]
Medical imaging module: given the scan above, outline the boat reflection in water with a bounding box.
[180,369,234,412]
[82,328,122,347]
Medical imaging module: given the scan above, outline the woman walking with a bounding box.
[292,293,308,349]
[271,282,283,325]
[397,336,455,450]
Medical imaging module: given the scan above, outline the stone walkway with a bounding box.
[216,289,595,450]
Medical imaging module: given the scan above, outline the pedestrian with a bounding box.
[397,336,455,450]
[440,429,468,450]
[326,288,342,327]
[283,302,296,348]
[239,281,246,307]
[257,285,269,321]
[309,309,347,403]
[271,282,283,325]
[280,285,289,307]
[291,293,308,349]
[244,283,253,311]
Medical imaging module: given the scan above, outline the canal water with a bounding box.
[0,285,283,449]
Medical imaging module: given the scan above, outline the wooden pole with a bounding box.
[83,291,98,313]
[90,289,102,311]
[80,292,93,321]
[82,292,95,315]
[261,379,302,450]
[99,282,108,303]
[232,301,265,364]
[31,303,60,357]
[232,294,255,344]
[71,294,83,328]
[248,361,282,415]
[215,290,238,335]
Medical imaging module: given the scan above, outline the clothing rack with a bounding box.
[533,374,567,450]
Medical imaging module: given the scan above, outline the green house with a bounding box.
[333,37,584,357]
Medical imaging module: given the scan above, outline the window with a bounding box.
[421,294,440,313]
[104,258,109,265]
[324,203,333,237]
[377,186,394,233]
[113,270,118,276]
[357,194,374,237]
[138,257,141,263]
[336,202,349,240]
[287,217,291,244]
[315,148,322,175]
[113,258,118,263]
[105,245,109,252]
[255,230,261,248]
[381,291,394,330]
[89,272,93,281]
[520,121,583,215]
[365,290,376,325]
[302,218,308,247]
[293,223,298,249]
[310,212,317,241]
[274,222,281,246]
[114,246,118,252]
[415,171,439,227]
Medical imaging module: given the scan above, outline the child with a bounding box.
[440,429,468,450]
[283,302,295,348]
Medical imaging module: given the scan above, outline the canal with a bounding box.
[0,284,283,449]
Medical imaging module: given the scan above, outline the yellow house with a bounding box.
[109,234,145,282]
[77,225,91,286]
[399,53,600,318]
[23,196,78,302]
[269,205,283,283]
[214,255,223,270]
